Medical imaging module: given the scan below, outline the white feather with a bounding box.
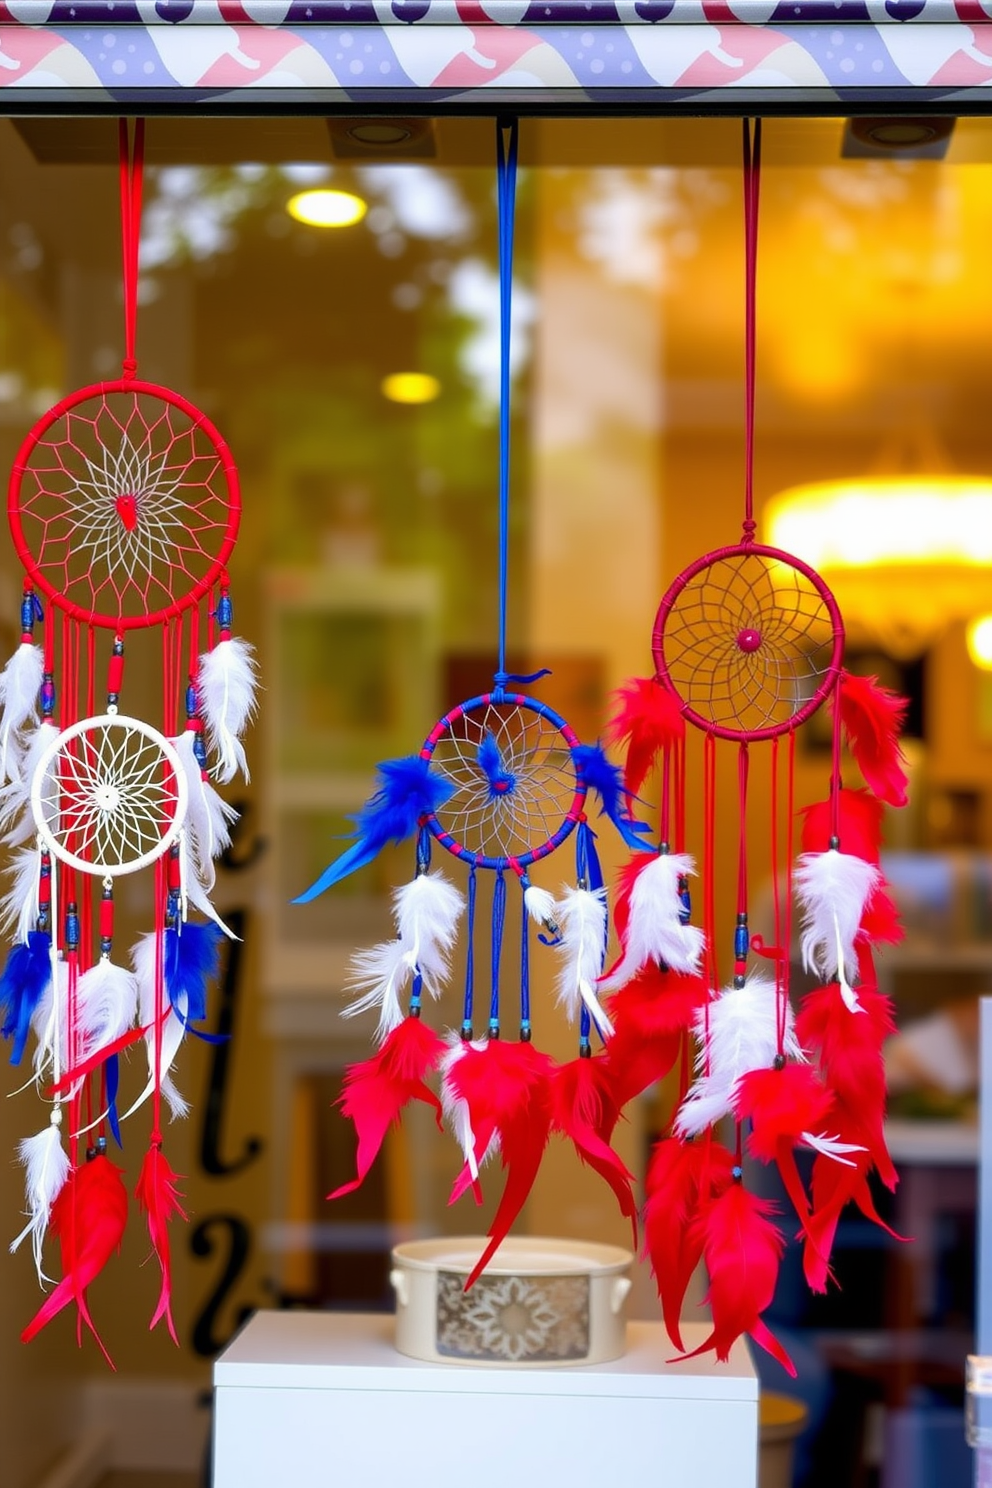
[439,1036,494,1181]
[0,718,60,847]
[172,730,238,888]
[553,886,613,1036]
[675,976,802,1138]
[796,849,880,1008]
[801,1131,867,1166]
[344,939,411,1043]
[199,637,259,785]
[598,852,706,993]
[10,1119,70,1284]
[523,884,558,934]
[393,872,464,997]
[30,960,67,1085]
[180,833,239,940]
[0,845,42,944]
[122,932,189,1122]
[31,957,135,1093]
[0,642,43,784]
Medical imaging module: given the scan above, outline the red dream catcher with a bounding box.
[0,120,256,1360]
[605,120,911,1371]
[295,121,653,1287]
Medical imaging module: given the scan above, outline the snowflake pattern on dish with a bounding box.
[436,1271,589,1362]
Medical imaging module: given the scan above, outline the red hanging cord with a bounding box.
[742,117,761,543]
[771,737,787,1055]
[703,729,718,1004]
[118,118,145,379]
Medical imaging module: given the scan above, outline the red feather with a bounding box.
[605,675,685,806]
[22,1153,128,1366]
[681,1183,795,1375]
[552,1055,636,1242]
[329,1016,445,1200]
[735,1063,834,1164]
[804,1147,905,1293]
[446,1040,556,1288]
[860,882,903,947]
[800,788,886,862]
[837,672,910,808]
[135,1145,187,1344]
[611,854,648,945]
[644,1136,735,1351]
[604,966,706,1105]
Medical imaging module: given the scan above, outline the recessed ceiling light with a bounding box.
[287,189,367,228]
[382,372,441,405]
[349,123,412,146]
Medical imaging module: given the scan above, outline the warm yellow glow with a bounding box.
[286,189,367,228]
[766,478,992,569]
[381,372,441,405]
[968,615,992,672]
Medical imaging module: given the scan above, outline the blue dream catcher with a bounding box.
[295,121,651,1285]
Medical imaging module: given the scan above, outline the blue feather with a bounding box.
[574,743,654,853]
[293,754,455,903]
[0,931,52,1066]
[477,731,516,797]
[166,922,223,1029]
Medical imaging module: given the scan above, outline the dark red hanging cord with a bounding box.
[118,118,145,379]
[742,117,761,543]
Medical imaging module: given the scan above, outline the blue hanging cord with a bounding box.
[489,868,506,1037]
[577,820,609,1048]
[462,866,477,1039]
[495,117,518,691]
[520,885,531,1040]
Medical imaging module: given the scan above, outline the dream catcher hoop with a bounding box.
[605,119,910,1373]
[9,380,239,630]
[0,119,256,1362]
[296,119,650,1290]
[30,713,187,877]
[652,541,844,743]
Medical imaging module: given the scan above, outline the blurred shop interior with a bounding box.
[2,111,992,1488]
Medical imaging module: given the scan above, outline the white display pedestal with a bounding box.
[213,1311,759,1488]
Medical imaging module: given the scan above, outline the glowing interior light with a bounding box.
[967,614,992,672]
[286,189,367,228]
[382,373,441,405]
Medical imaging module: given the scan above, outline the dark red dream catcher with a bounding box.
[0,121,255,1359]
[606,120,911,1370]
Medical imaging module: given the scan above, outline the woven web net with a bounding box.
[426,700,580,867]
[35,716,183,876]
[654,550,840,740]
[10,386,237,628]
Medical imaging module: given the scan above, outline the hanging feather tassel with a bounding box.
[551,1055,636,1241]
[803,1146,904,1294]
[443,1038,556,1289]
[179,836,238,941]
[0,717,59,846]
[135,1145,187,1343]
[440,1036,498,1191]
[644,1137,735,1352]
[553,885,612,1036]
[125,923,223,1121]
[837,671,909,808]
[330,1016,447,1199]
[735,1062,835,1165]
[10,1117,70,1284]
[675,975,801,1139]
[0,845,43,946]
[0,928,52,1066]
[795,848,880,1009]
[198,634,258,785]
[21,1151,129,1365]
[172,729,237,887]
[394,872,464,995]
[605,966,708,1107]
[600,853,705,993]
[801,788,884,863]
[523,882,558,936]
[679,1182,794,1375]
[572,743,653,852]
[32,955,138,1090]
[294,757,456,903]
[605,675,685,808]
[344,871,464,1043]
[0,638,43,785]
